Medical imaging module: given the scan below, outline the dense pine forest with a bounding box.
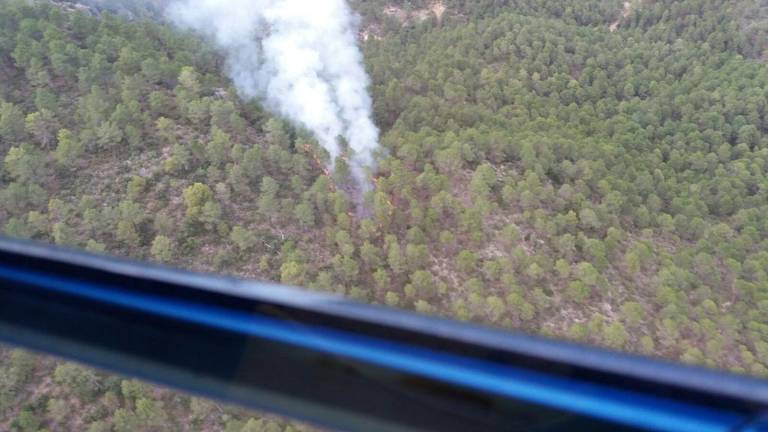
[0,0,767,430]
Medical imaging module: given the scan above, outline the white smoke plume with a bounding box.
[167,0,379,192]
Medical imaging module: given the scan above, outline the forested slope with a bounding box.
[361,1,768,371]
[0,0,767,430]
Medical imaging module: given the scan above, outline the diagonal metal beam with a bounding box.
[0,237,766,431]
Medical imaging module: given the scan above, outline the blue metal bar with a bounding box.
[0,237,766,431]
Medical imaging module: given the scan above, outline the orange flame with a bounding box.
[304,143,331,177]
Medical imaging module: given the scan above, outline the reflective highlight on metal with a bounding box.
[0,238,766,431]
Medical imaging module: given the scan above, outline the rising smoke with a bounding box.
[167,0,380,193]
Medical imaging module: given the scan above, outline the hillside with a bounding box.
[0,0,768,430]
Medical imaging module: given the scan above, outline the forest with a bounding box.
[0,0,767,430]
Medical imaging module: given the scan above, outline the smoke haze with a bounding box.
[167,0,379,191]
